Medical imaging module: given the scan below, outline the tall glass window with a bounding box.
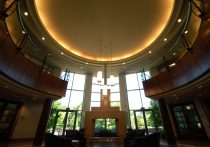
[109,77,120,107]
[91,77,102,108]
[126,72,151,129]
[47,72,86,134]
[126,72,151,110]
[56,73,85,109]
[91,76,120,109]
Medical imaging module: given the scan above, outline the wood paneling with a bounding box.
[143,7,210,97]
[0,20,67,97]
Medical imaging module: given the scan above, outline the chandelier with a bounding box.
[96,41,115,95]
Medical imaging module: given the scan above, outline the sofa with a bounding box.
[125,132,161,147]
[45,133,75,147]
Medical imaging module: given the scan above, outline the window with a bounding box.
[171,103,206,138]
[126,72,152,129]
[126,73,151,110]
[110,77,120,107]
[91,76,120,108]
[91,77,102,108]
[47,72,86,133]
[56,73,85,109]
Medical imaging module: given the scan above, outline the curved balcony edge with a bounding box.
[0,20,67,97]
[143,0,210,97]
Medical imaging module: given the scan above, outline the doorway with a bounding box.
[47,108,81,136]
[171,103,207,139]
[132,108,159,134]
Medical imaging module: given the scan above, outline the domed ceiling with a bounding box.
[34,0,174,61]
[6,0,199,76]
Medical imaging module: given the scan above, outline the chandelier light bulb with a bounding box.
[97,71,102,83]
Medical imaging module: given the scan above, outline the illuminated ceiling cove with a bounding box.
[35,0,174,61]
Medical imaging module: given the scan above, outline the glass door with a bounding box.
[0,101,19,140]
[48,108,79,136]
[134,109,158,134]
[171,103,207,139]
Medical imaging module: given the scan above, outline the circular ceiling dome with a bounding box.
[35,0,174,61]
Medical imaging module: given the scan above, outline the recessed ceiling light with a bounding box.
[41,37,45,40]
[22,31,25,34]
[184,30,188,34]
[169,63,176,67]
[178,18,182,23]
[163,38,167,42]
[86,62,88,65]
[173,52,176,56]
[149,51,152,54]
[61,52,64,55]
[198,85,203,89]
[24,12,28,16]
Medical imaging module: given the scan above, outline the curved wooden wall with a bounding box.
[143,0,210,97]
[0,21,67,97]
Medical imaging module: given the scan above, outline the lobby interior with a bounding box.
[0,0,210,146]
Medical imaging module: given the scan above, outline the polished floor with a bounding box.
[0,140,209,147]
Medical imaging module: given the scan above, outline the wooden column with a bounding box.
[33,98,53,145]
[158,99,176,145]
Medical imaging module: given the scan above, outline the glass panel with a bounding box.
[126,74,139,90]
[110,84,119,93]
[72,74,85,90]
[69,91,83,110]
[66,112,76,130]
[129,111,136,129]
[47,110,57,133]
[54,112,66,135]
[91,102,100,108]
[127,91,141,110]
[136,112,145,129]
[140,90,151,108]
[0,116,13,123]
[92,84,102,92]
[67,73,74,89]
[91,94,100,101]
[57,90,71,108]
[137,73,144,89]
[6,104,17,110]
[95,119,106,133]
[75,111,82,130]
[106,118,116,132]
[110,93,120,101]
[111,101,120,107]
[145,111,156,134]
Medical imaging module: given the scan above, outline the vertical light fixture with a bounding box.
[109,42,115,86]
[97,40,102,83]
[103,64,108,96]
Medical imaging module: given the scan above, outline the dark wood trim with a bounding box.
[33,99,53,145]
[158,99,176,145]
[0,20,67,97]
[143,0,210,97]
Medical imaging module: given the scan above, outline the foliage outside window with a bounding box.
[47,73,85,134]
[126,72,162,132]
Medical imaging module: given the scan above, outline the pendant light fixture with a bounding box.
[109,42,115,86]
[97,40,102,83]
